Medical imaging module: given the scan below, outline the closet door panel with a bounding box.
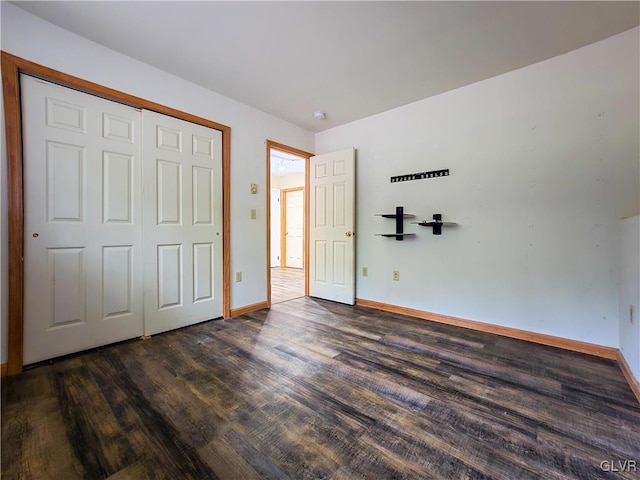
[143,111,223,335]
[22,75,144,364]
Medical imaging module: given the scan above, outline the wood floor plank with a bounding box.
[1,367,84,480]
[3,296,639,480]
[198,431,273,480]
[105,462,152,480]
[82,352,220,480]
[51,362,138,478]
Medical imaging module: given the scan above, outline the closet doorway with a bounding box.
[20,75,224,364]
[266,142,312,306]
[2,52,231,374]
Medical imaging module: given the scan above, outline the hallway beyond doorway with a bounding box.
[270,267,304,304]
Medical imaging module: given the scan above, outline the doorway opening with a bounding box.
[266,142,312,306]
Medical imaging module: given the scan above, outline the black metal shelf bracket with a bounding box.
[412,213,458,235]
[375,206,416,241]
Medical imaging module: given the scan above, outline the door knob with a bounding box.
[345,231,353,237]
[32,233,39,238]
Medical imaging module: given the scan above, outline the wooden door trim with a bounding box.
[265,141,312,307]
[280,187,304,269]
[280,190,286,268]
[1,51,232,375]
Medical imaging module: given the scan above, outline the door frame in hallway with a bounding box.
[265,140,312,307]
[1,52,232,375]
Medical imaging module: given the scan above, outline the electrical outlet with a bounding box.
[250,209,257,220]
[362,267,368,277]
[393,270,400,281]
[236,272,242,282]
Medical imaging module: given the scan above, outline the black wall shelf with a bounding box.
[375,213,416,219]
[375,233,416,239]
[375,206,415,241]
[412,214,457,235]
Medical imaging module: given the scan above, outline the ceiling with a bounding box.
[11,1,639,133]
[270,149,306,178]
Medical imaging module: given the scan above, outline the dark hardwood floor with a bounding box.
[271,267,304,304]
[2,297,639,479]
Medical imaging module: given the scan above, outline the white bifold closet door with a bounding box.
[142,111,223,336]
[21,75,223,365]
[22,75,144,364]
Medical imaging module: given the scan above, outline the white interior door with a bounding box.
[309,148,356,304]
[270,189,281,267]
[142,111,223,335]
[22,75,144,364]
[284,188,304,268]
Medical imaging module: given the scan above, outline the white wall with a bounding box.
[0,3,314,364]
[273,173,305,191]
[316,27,640,348]
[619,216,640,381]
